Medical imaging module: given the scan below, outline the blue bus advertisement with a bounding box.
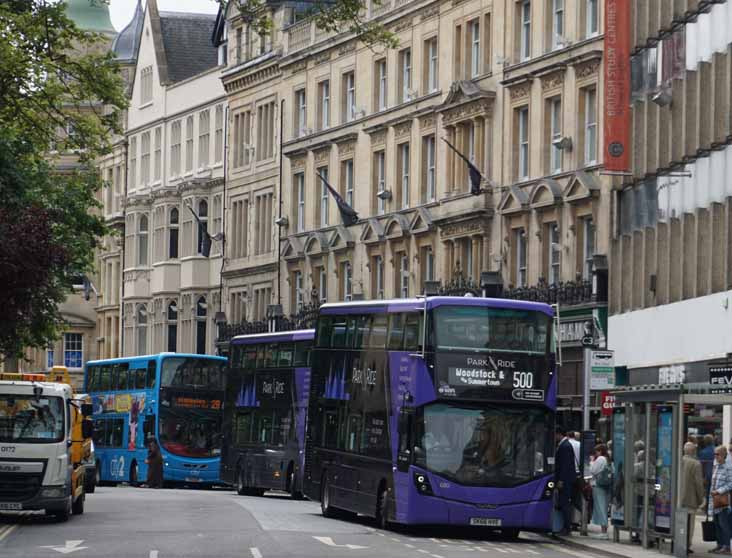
[222,330,314,498]
[84,353,227,486]
[303,297,557,536]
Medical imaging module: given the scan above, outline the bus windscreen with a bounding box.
[159,357,226,458]
[433,306,550,354]
[414,403,552,487]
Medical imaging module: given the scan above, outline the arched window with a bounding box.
[196,296,207,354]
[138,214,149,266]
[169,208,179,260]
[137,304,147,354]
[197,200,208,255]
[167,300,178,352]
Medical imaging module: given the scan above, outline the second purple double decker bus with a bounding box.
[303,296,557,536]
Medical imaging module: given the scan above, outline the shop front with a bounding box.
[610,359,732,557]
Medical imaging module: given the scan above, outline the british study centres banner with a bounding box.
[604,0,631,173]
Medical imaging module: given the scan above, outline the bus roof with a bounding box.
[231,329,315,345]
[84,353,227,367]
[318,296,554,317]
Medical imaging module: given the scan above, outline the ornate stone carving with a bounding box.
[439,219,486,238]
[420,4,440,21]
[441,100,493,125]
[338,41,356,56]
[338,141,356,155]
[393,18,413,32]
[313,51,331,66]
[509,83,531,101]
[541,71,565,91]
[289,61,307,75]
[314,148,331,163]
[394,120,412,138]
[575,60,600,79]
[371,130,387,145]
[291,156,306,170]
[420,114,436,129]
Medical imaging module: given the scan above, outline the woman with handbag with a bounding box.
[590,443,611,539]
[708,445,732,554]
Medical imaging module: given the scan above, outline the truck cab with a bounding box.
[0,372,92,521]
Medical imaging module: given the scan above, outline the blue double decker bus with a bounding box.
[84,353,227,486]
[222,330,314,498]
[303,296,557,536]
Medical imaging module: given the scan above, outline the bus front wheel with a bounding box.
[499,528,520,541]
[376,488,391,530]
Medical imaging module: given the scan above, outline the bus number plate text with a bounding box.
[470,517,501,527]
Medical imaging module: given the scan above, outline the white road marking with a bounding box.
[149,551,159,558]
[416,550,430,555]
[0,525,18,543]
[313,536,368,550]
[503,547,521,554]
[430,538,441,543]
[390,537,400,542]
[492,546,509,554]
[430,554,445,558]
[39,540,88,554]
[541,544,597,558]
[250,548,262,558]
[405,543,415,548]
[525,548,540,555]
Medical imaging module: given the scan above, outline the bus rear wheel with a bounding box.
[320,476,337,518]
[129,462,138,486]
[236,468,247,496]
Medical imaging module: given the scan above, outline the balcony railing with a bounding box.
[503,279,595,306]
[286,19,311,52]
[216,301,320,346]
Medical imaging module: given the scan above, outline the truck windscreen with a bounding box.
[0,395,65,443]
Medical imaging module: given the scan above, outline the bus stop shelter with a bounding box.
[610,384,732,558]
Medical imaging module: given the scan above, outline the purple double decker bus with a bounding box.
[221,329,314,498]
[303,296,556,536]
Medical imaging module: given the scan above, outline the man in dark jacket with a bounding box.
[555,425,577,536]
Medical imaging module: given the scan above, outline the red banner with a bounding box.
[603,0,631,173]
[601,392,616,416]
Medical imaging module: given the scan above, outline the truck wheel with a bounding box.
[85,473,96,494]
[50,497,72,522]
[72,493,85,515]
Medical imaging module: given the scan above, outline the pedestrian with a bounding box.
[554,426,576,536]
[589,443,611,539]
[570,432,582,529]
[701,435,716,487]
[708,445,732,554]
[145,439,164,489]
[680,442,705,554]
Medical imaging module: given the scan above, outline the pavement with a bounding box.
[557,516,719,558]
[0,485,623,558]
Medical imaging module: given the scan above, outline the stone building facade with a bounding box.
[608,0,732,438]
[217,0,612,425]
[120,0,227,357]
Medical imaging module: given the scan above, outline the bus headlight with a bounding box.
[543,480,555,499]
[413,472,433,496]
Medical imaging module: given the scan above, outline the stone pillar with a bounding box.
[471,236,481,280]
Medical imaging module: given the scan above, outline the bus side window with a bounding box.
[99,365,111,391]
[322,410,338,448]
[265,344,277,368]
[331,317,348,348]
[112,418,124,447]
[278,343,293,367]
[86,366,95,392]
[387,314,405,350]
[143,415,155,442]
[345,317,358,348]
[243,346,257,369]
[104,420,115,447]
[109,365,119,392]
[118,364,129,391]
[403,313,421,350]
[369,314,388,348]
[293,342,310,367]
[354,315,371,349]
[93,419,104,446]
[146,361,156,389]
[134,367,146,390]
[316,317,331,347]
[256,345,265,369]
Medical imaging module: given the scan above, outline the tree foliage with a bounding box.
[0,1,126,358]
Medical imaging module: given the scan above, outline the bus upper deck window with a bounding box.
[331,317,348,348]
[403,314,421,350]
[316,317,331,347]
[243,346,257,369]
[369,314,388,348]
[146,361,156,388]
[265,345,277,368]
[117,364,129,391]
[354,316,371,349]
[387,314,405,350]
[294,342,310,366]
[99,365,111,391]
[278,344,294,367]
[135,367,146,390]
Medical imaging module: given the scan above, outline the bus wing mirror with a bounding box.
[81,403,94,418]
[396,449,411,472]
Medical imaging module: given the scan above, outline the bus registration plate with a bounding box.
[185,477,201,483]
[0,503,22,510]
[470,518,501,527]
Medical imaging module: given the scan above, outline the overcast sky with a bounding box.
[109,0,220,31]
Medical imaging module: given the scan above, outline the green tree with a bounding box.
[0,1,126,359]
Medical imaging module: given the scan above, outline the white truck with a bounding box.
[0,373,93,521]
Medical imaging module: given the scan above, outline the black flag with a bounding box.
[442,137,484,196]
[317,172,359,226]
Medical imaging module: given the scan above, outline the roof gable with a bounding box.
[410,207,434,235]
[360,218,385,245]
[384,214,410,240]
[304,232,329,256]
[529,179,563,209]
[281,237,305,261]
[329,226,354,252]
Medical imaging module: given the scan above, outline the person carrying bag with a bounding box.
[707,445,732,554]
